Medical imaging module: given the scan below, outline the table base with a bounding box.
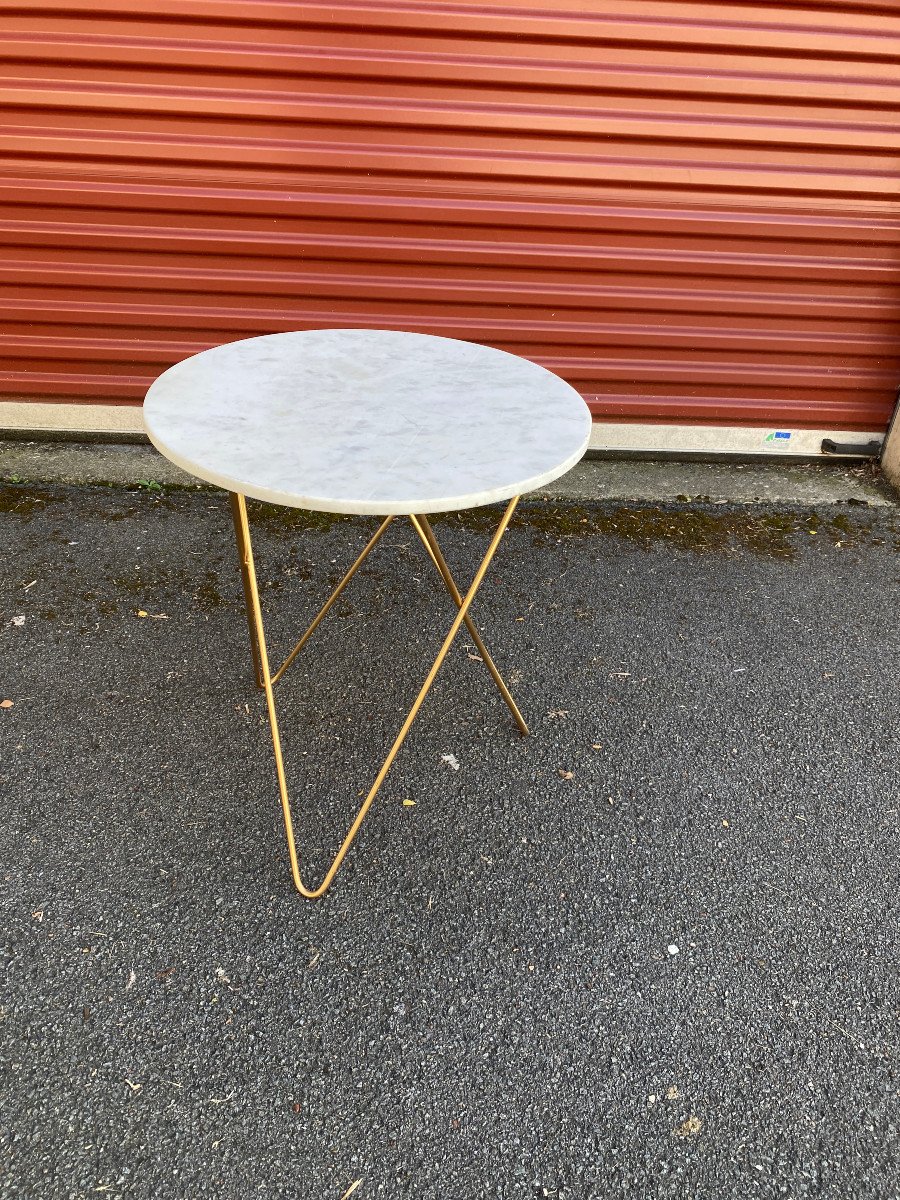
[228,492,527,899]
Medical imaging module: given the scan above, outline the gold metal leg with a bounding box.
[230,496,394,690]
[409,514,528,735]
[229,492,265,689]
[229,491,522,899]
[270,516,394,686]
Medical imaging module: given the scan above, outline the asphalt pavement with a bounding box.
[1,482,898,1200]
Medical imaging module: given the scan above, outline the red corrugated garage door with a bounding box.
[2,1,900,437]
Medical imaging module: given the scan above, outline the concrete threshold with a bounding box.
[0,438,895,508]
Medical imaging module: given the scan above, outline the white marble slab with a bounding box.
[142,329,592,515]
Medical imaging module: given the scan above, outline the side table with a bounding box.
[143,329,591,897]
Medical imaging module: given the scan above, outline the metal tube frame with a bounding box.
[228,492,526,899]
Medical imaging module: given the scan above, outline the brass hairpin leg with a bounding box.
[229,492,265,689]
[229,494,394,690]
[229,491,522,899]
[408,514,528,735]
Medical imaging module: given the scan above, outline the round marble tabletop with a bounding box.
[143,329,592,515]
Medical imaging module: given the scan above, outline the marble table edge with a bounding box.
[144,417,590,516]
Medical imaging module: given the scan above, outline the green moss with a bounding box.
[3,482,896,561]
[111,573,144,596]
[0,487,60,516]
[245,499,348,533]
[432,501,898,559]
[192,575,224,610]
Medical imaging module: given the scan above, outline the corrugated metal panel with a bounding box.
[2,1,899,430]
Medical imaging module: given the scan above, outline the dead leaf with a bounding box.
[666,1085,680,1100]
[0,700,13,709]
[441,753,460,771]
[10,615,24,627]
[402,799,416,807]
[675,1116,703,1139]
[558,769,574,780]
[136,610,149,618]
[591,743,602,750]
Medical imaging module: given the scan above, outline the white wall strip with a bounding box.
[0,401,146,437]
[590,423,883,458]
